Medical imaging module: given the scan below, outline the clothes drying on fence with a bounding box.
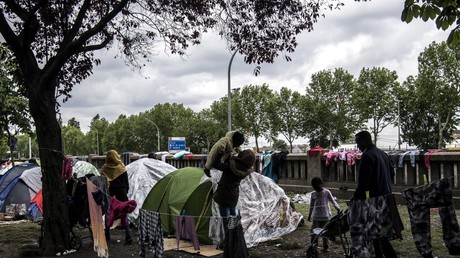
[402,178,460,258]
[138,209,164,258]
[308,146,325,157]
[261,150,288,183]
[424,149,441,170]
[347,194,403,258]
[175,214,200,251]
[325,151,338,166]
[270,151,288,183]
[398,150,419,168]
[346,151,358,166]
[223,215,249,258]
[86,179,109,258]
[261,151,273,181]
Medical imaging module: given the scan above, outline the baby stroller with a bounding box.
[306,210,352,258]
[65,174,95,250]
[38,174,94,251]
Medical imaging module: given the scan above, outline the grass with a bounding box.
[294,199,459,257]
[0,199,459,257]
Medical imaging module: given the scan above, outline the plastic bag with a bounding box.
[209,216,225,245]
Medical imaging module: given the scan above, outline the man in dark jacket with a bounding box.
[354,130,397,258]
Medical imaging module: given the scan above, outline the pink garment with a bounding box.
[325,151,338,166]
[346,152,357,166]
[62,156,72,181]
[107,196,137,227]
[425,149,441,169]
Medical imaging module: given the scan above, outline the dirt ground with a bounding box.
[0,220,348,258]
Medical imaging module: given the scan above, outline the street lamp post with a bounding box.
[227,49,238,132]
[397,99,401,150]
[145,118,160,151]
[95,129,99,155]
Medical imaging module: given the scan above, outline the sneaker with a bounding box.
[323,248,329,252]
[125,237,133,245]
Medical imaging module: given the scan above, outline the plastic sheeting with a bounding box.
[207,170,303,248]
[73,160,100,178]
[126,158,177,222]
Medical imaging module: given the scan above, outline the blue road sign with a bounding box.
[168,138,186,152]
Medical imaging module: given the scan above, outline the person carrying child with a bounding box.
[203,130,245,177]
[307,176,341,253]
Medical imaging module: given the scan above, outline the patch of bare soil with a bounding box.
[0,220,349,258]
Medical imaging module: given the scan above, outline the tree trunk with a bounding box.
[29,82,70,255]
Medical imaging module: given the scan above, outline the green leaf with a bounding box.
[401,8,414,23]
[447,31,455,46]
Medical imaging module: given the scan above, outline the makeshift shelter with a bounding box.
[181,180,213,244]
[0,163,40,213]
[72,160,100,178]
[126,158,177,222]
[141,166,303,248]
[141,167,207,240]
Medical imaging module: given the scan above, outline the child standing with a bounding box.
[307,176,341,252]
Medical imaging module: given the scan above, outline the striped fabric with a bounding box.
[138,209,164,258]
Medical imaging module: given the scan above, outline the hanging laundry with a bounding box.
[270,151,289,183]
[223,215,249,258]
[175,214,200,251]
[107,196,136,227]
[347,194,403,258]
[86,179,109,258]
[138,209,164,258]
[424,150,441,169]
[402,178,460,258]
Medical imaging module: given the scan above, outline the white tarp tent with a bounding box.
[207,170,303,248]
[126,158,177,222]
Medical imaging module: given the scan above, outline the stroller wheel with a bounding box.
[305,246,318,258]
[70,235,82,250]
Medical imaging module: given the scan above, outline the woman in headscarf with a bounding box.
[100,150,132,245]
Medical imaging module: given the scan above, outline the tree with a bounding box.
[270,87,305,153]
[397,42,460,149]
[61,125,85,156]
[272,138,288,152]
[16,133,39,159]
[0,0,342,253]
[87,115,109,155]
[304,68,364,148]
[354,67,400,146]
[233,84,275,152]
[0,45,31,160]
[67,117,80,129]
[401,0,460,46]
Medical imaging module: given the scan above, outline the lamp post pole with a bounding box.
[227,49,238,132]
[397,99,401,150]
[145,118,160,151]
[96,129,99,155]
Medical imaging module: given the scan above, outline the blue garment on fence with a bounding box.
[398,150,419,168]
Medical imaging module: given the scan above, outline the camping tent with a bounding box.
[126,158,177,222]
[141,167,209,241]
[0,160,99,220]
[141,167,303,248]
[72,160,100,178]
[0,162,40,213]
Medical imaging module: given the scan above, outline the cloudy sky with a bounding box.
[60,0,450,148]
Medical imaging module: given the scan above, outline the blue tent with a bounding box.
[0,162,39,213]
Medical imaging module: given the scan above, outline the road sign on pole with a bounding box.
[168,137,186,153]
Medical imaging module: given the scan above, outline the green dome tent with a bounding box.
[142,167,213,244]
